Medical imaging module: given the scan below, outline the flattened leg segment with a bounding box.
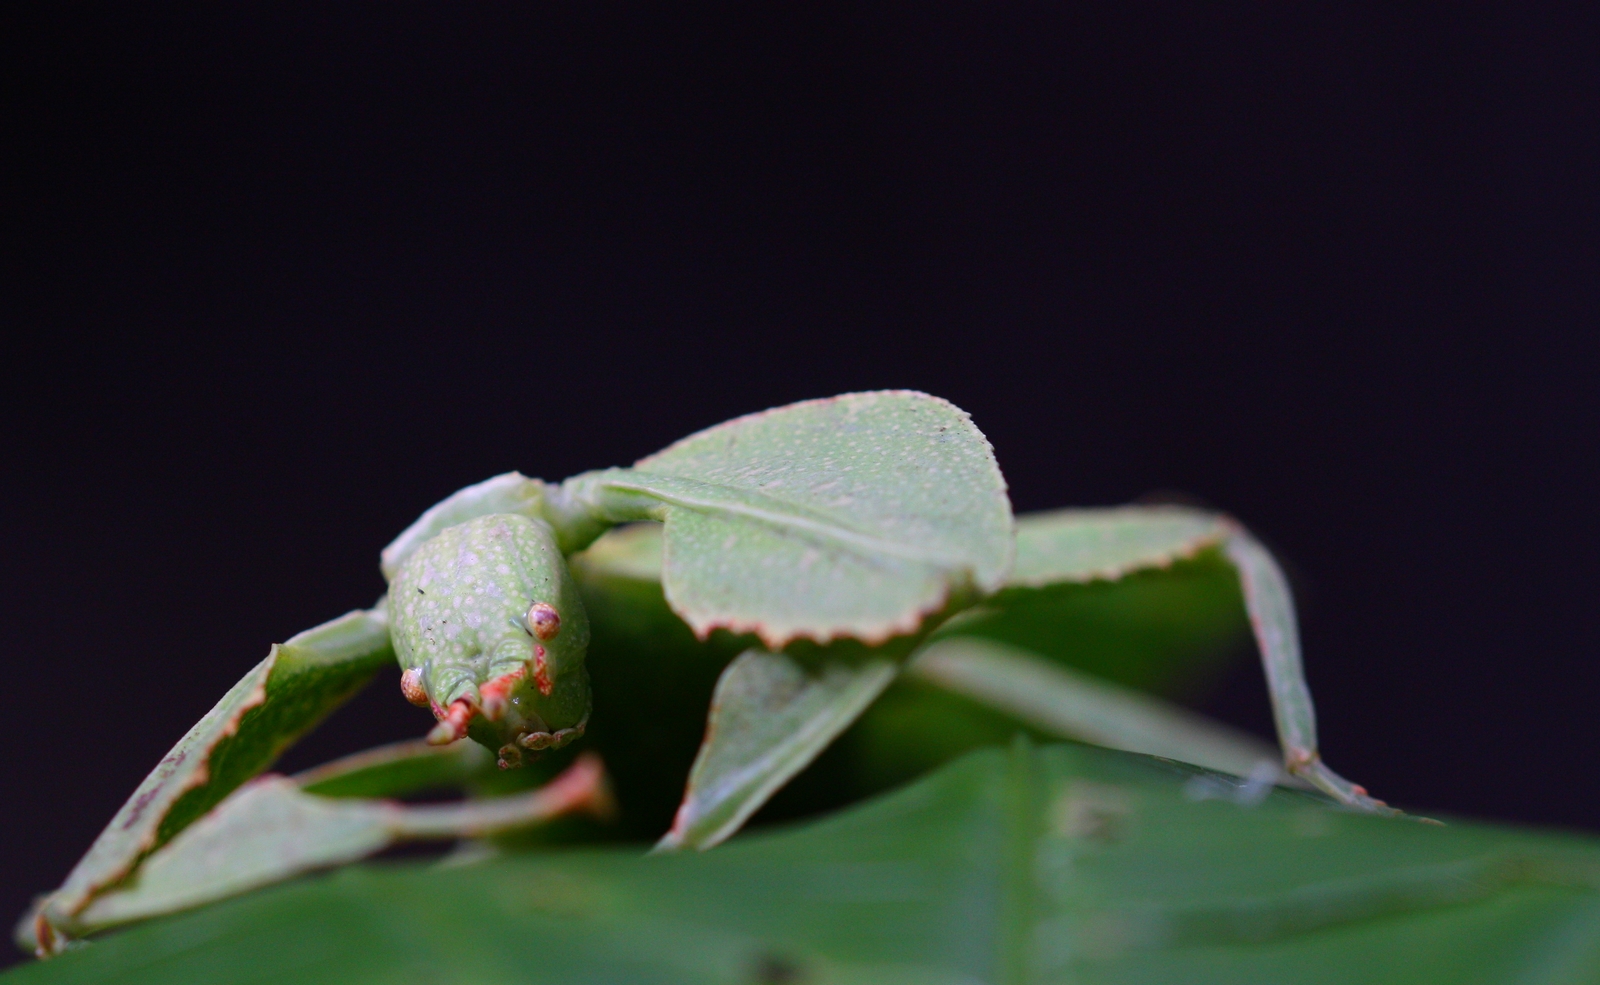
[1225,529,1395,814]
[19,606,396,955]
[33,753,615,945]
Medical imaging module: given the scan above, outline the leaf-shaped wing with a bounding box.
[566,391,1013,647]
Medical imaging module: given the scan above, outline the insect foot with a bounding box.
[517,713,589,752]
[390,514,592,764]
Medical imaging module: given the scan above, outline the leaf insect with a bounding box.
[19,391,1391,956]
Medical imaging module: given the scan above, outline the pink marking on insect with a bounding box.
[33,913,59,958]
[480,666,527,721]
[533,644,553,696]
[427,699,474,745]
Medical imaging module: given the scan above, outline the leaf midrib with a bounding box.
[602,471,985,572]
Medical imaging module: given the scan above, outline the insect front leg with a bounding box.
[20,606,397,955]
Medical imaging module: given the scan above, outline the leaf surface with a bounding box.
[656,649,898,851]
[12,743,1600,984]
[570,391,1013,647]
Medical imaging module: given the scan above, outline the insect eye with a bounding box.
[400,668,430,707]
[527,602,561,641]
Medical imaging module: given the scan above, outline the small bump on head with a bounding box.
[527,602,561,641]
[400,668,430,707]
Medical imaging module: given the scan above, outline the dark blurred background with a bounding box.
[5,1,1597,959]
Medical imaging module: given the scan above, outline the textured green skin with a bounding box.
[389,514,591,751]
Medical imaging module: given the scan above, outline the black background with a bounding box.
[5,2,1597,958]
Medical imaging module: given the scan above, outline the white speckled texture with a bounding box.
[567,391,1014,646]
[389,513,590,746]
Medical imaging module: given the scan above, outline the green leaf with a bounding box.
[13,743,1599,984]
[906,636,1284,780]
[23,608,394,951]
[656,650,898,851]
[565,391,1014,647]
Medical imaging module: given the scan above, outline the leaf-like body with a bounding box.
[12,743,1600,984]
[569,518,1260,837]
[571,391,1013,647]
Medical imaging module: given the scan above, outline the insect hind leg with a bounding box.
[1225,529,1399,816]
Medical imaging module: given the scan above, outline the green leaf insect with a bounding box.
[16,391,1390,960]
